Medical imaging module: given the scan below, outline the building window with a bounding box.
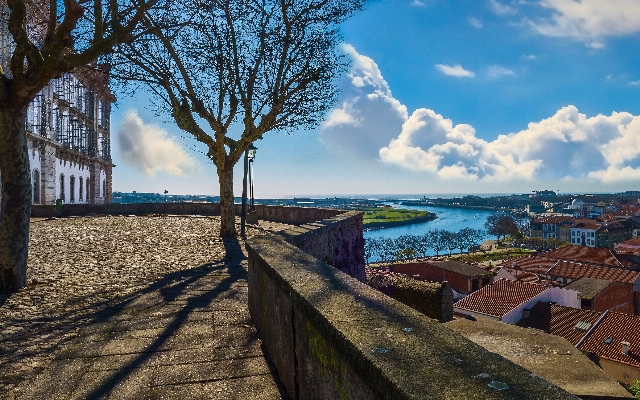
[102,180,106,198]
[59,174,65,201]
[86,178,90,203]
[33,170,40,204]
[79,177,83,202]
[70,176,75,203]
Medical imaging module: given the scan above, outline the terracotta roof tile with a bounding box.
[501,255,640,284]
[518,303,602,346]
[453,279,548,318]
[531,216,573,224]
[614,238,640,257]
[579,312,640,369]
[544,245,635,268]
[549,261,640,284]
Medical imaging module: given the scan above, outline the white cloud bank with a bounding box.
[528,0,640,48]
[322,45,640,185]
[118,111,198,176]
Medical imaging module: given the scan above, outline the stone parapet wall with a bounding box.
[246,234,577,400]
[31,202,222,217]
[366,269,454,321]
[275,210,365,282]
[239,204,343,225]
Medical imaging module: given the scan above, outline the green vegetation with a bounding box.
[628,379,640,399]
[457,248,535,264]
[361,208,436,229]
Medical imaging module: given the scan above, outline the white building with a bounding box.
[0,3,114,206]
[570,220,600,247]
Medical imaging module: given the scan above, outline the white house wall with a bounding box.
[501,287,580,324]
[55,159,91,204]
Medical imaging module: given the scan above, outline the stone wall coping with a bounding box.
[246,233,577,399]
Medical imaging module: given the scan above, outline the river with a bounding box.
[364,204,499,256]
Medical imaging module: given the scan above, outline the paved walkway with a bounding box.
[19,240,286,399]
[1,216,289,399]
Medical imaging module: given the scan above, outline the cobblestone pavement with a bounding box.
[0,215,290,399]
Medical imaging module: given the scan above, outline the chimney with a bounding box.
[622,341,630,355]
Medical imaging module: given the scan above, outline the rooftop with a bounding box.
[518,302,603,346]
[428,260,494,277]
[453,279,549,318]
[563,276,614,299]
[521,303,640,371]
[544,245,633,268]
[549,260,640,284]
[580,311,640,370]
[447,317,632,399]
[614,237,640,256]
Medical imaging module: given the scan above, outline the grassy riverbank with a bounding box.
[361,207,436,229]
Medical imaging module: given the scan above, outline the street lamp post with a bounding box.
[241,144,257,238]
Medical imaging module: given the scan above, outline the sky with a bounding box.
[111,0,640,197]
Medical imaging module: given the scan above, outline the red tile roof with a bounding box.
[571,219,602,231]
[548,261,640,284]
[531,216,573,224]
[579,312,640,369]
[614,238,640,257]
[453,279,548,318]
[518,302,602,346]
[501,255,640,285]
[544,245,635,268]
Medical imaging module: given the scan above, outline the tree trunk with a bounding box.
[218,164,236,237]
[0,107,31,292]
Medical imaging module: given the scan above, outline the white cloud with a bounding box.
[487,0,517,15]
[435,64,475,78]
[411,0,426,7]
[381,105,640,182]
[118,111,198,176]
[522,54,537,60]
[528,0,640,47]
[629,80,640,86]
[323,46,640,185]
[486,65,516,78]
[468,16,483,29]
[320,44,408,159]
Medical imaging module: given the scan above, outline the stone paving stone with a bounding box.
[1,216,288,399]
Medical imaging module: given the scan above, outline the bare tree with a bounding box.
[485,214,519,243]
[112,0,365,237]
[0,0,159,292]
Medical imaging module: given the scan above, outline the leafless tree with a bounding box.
[112,0,365,237]
[0,0,159,292]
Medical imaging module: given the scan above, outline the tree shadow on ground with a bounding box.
[6,236,287,399]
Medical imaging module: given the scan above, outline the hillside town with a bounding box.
[365,193,640,391]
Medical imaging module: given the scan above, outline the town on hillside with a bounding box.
[364,190,640,393]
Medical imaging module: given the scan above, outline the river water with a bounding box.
[363,204,499,256]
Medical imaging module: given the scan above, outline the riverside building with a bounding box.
[0,3,114,206]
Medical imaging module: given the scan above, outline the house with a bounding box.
[453,279,579,323]
[386,260,494,298]
[597,221,633,250]
[564,277,635,315]
[570,219,600,247]
[529,215,573,241]
[520,303,640,385]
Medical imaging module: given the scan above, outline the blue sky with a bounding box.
[112,0,640,197]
